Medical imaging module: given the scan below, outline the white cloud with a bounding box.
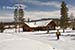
[0,9,61,21]
[1,1,75,22]
[25,10,60,20]
[28,1,61,8]
[3,4,27,10]
[24,4,75,20]
[67,4,75,17]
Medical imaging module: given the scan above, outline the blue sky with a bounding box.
[0,0,74,11]
[0,0,75,21]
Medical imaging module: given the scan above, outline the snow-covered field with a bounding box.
[0,29,75,50]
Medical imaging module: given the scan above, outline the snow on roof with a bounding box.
[25,20,52,27]
[25,22,38,27]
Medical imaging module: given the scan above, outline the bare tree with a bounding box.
[14,7,18,32]
[70,13,74,29]
[14,5,24,32]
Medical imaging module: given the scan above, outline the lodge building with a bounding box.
[22,20,57,32]
[0,20,57,32]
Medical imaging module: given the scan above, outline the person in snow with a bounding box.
[56,29,61,40]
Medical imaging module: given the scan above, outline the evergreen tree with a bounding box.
[60,1,68,32]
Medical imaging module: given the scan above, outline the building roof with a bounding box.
[25,20,52,27]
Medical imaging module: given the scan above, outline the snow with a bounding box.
[35,20,52,26]
[25,20,52,27]
[25,22,38,27]
[0,38,52,50]
[3,29,15,33]
[0,29,75,50]
[0,31,53,50]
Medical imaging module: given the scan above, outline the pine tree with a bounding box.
[60,1,68,32]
